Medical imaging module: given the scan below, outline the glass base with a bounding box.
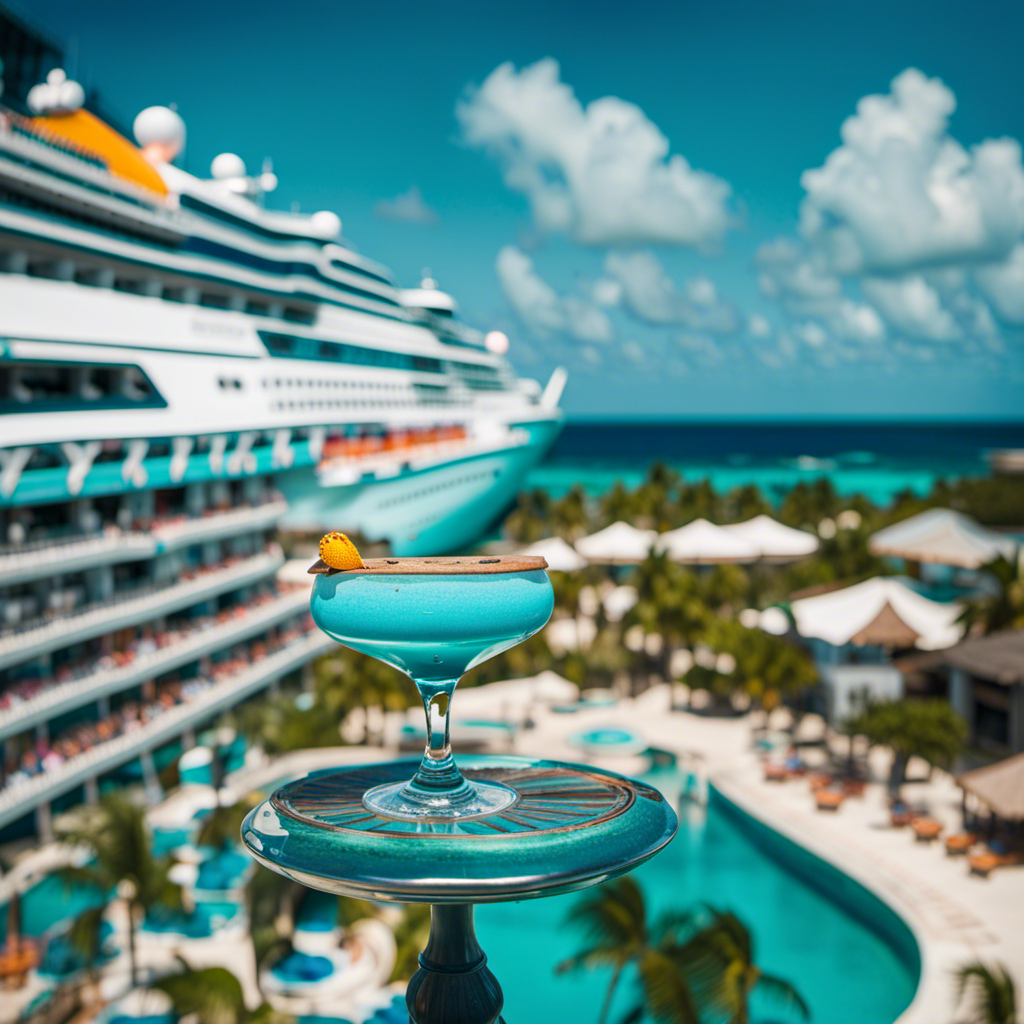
[363,776,519,822]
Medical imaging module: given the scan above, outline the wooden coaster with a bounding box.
[308,554,549,576]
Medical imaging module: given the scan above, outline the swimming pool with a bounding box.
[476,779,918,1024]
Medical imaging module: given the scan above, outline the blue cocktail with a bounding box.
[309,555,553,820]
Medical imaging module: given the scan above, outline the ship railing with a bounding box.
[0,587,310,743]
[0,630,333,830]
[0,547,284,672]
[0,499,288,584]
[153,499,289,547]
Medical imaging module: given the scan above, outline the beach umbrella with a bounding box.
[869,508,1017,569]
[789,577,962,650]
[516,537,588,572]
[575,521,657,565]
[657,519,759,564]
[723,515,819,561]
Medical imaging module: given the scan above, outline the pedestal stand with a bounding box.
[241,755,677,1024]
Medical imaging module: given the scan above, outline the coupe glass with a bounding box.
[310,556,553,820]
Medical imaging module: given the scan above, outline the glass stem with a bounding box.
[404,678,473,806]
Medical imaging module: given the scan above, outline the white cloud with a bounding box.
[495,245,614,343]
[975,244,1024,323]
[374,186,439,224]
[622,340,645,364]
[754,238,842,314]
[861,274,961,341]
[458,59,733,247]
[800,68,1024,274]
[747,314,772,338]
[603,251,738,332]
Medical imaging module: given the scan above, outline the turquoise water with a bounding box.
[529,420,1024,505]
[271,950,334,983]
[477,785,918,1024]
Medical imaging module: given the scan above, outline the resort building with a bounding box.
[940,629,1024,756]
[788,577,963,723]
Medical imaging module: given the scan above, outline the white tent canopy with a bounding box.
[575,521,657,564]
[516,537,588,572]
[723,515,819,561]
[869,508,1018,569]
[657,518,759,564]
[790,577,963,651]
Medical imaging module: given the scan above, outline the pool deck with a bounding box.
[510,685,1024,1024]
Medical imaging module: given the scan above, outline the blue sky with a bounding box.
[13,0,1024,418]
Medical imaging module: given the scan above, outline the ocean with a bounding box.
[526,420,1024,506]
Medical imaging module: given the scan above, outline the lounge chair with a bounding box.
[944,832,978,856]
[764,763,789,782]
[841,778,867,798]
[889,802,914,827]
[968,842,1024,878]
[910,816,943,842]
[815,788,845,812]
[808,772,832,792]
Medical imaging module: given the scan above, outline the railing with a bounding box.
[0,548,284,672]
[0,588,309,742]
[0,500,287,585]
[0,631,333,830]
[153,499,288,547]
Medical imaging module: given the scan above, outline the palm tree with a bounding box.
[556,876,699,1024]
[846,698,967,792]
[154,959,293,1024]
[554,484,590,540]
[673,907,809,1024]
[57,793,182,988]
[959,555,1024,636]
[954,961,1018,1024]
[600,481,638,527]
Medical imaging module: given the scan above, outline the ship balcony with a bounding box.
[0,547,284,672]
[153,498,288,549]
[0,586,310,743]
[0,630,332,832]
[0,500,289,587]
[0,530,155,587]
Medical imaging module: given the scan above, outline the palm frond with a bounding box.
[637,949,701,1024]
[758,971,812,1019]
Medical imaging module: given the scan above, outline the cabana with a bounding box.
[575,521,657,565]
[869,508,1017,570]
[790,577,963,722]
[657,519,759,564]
[958,752,1024,821]
[723,515,819,561]
[516,537,588,572]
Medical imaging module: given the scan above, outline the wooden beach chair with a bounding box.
[944,832,978,855]
[968,843,1024,878]
[889,802,914,827]
[815,788,845,812]
[910,816,943,842]
[763,762,789,782]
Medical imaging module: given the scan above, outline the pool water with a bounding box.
[476,783,918,1024]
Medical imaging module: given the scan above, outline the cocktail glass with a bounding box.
[309,556,553,820]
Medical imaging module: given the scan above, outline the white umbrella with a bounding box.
[869,508,1017,569]
[516,537,587,572]
[575,521,657,564]
[723,515,819,561]
[658,519,759,564]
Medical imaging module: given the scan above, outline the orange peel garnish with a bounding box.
[318,532,364,571]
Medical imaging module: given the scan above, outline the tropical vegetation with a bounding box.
[846,698,967,791]
[954,961,1019,1024]
[558,875,808,1024]
[58,794,182,989]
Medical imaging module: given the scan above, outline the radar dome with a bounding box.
[311,211,342,238]
[133,106,186,163]
[211,152,246,180]
[485,331,510,355]
[27,68,85,115]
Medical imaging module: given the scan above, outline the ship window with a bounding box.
[200,292,229,309]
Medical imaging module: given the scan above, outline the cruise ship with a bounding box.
[0,8,563,843]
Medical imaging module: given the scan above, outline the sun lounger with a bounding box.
[910,817,943,842]
[944,832,977,855]
[815,788,844,811]
[889,802,914,827]
[968,843,1024,878]
[764,763,789,782]
[808,772,831,791]
[841,778,866,797]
